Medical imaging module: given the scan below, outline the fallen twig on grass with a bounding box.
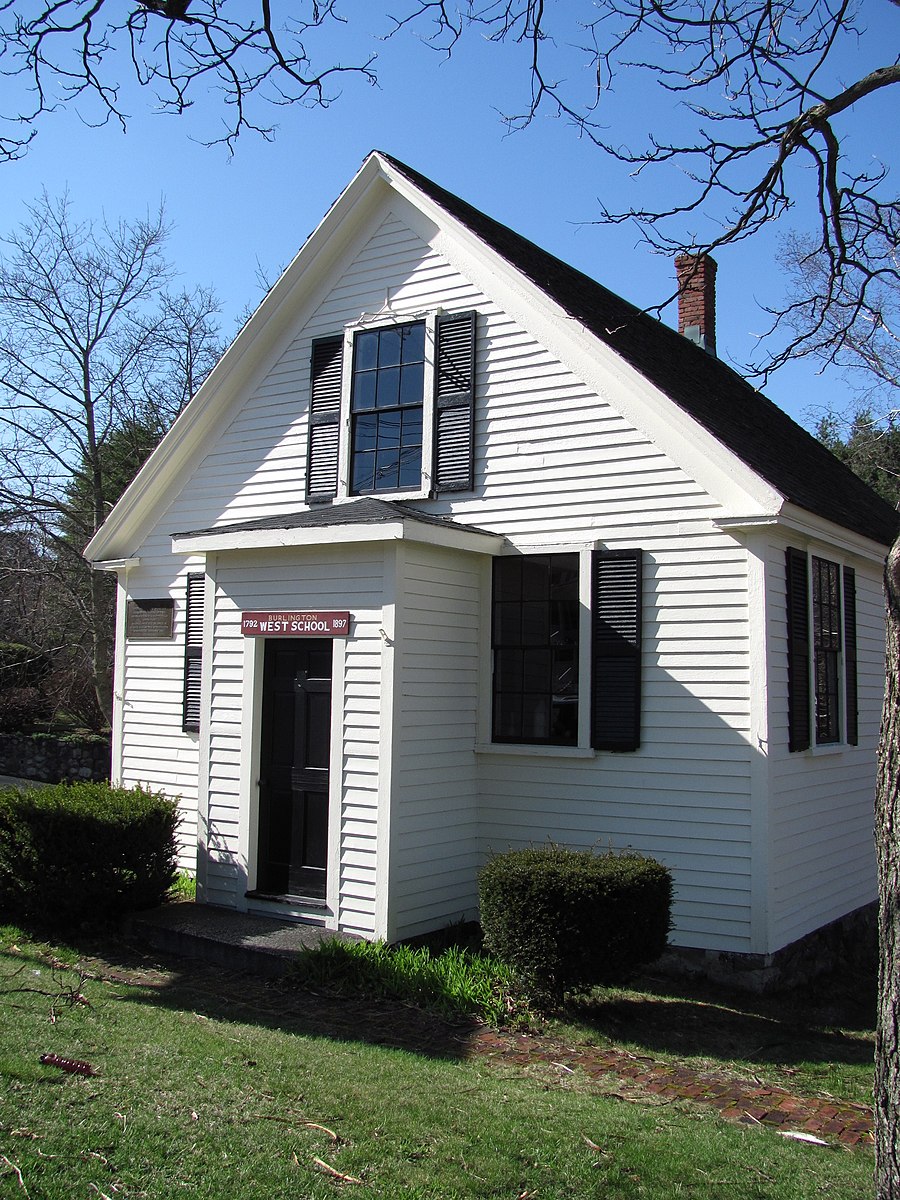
[1,1154,29,1195]
[311,1156,364,1184]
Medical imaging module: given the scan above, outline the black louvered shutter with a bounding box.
[785,547,811,752]
[182,572,205,733]
[433,310,476,494]
[306,335,344,501]
[843,565,858,746]
[591,549,642,752]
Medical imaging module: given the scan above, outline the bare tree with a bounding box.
[0,193,221,724]
[2,2,896,382]
[0,1,377,159]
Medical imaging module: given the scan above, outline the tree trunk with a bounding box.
[90,566,114,727]
[876,534,900,1197]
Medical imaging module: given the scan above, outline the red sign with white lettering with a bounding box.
[241,610,350,637]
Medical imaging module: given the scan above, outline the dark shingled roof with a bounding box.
[382,153,899,548]
[175,497,497,540]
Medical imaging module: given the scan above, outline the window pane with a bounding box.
[812,555,842,744]
[552,647,578,696]
[494,558,522,603]
[402,406,423,440]
[354,413,378,451]
[401,322,426,363]
[551,697,578,743]
[377,409,402,449]
[398,448,422,489]
[522,694,550,741]
[351,451,376,493]
[378,327,402,367]
[493,601,521,645]
[374,448,400,490]
[522,601,549,646]
[522,557,550,601]
[522,649,551,692]
[376,366,401,408]
[355,331,378,371]
[494,693,523,741]
[399,362,425,406]
[353,371,377,411]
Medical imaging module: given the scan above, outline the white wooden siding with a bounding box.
[388,542,483,939]
[116,544,206,871]
[765,533,882,950]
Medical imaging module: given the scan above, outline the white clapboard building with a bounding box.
[86,152,898,972]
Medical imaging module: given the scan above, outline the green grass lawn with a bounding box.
[555,968,876,1109]
[0,929,875,1199]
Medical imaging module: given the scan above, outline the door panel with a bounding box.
[257,639,333,899]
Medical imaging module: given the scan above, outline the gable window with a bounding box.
[182,572,205,733]
[491,549,642,751]
[306,310,477,501]
[350,321,425,493]
[786,548,858,751]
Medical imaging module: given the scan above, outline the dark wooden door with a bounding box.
[257,639,333,899]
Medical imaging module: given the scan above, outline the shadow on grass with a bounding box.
[2,917,876,1076]
[1,922,482,1064]
[567,966,876,1070]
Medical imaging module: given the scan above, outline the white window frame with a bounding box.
[335,312,438,502]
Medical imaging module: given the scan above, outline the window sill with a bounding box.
[809,741,847,757]
[475,742,596,759]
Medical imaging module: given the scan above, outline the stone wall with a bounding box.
[656,902,877,993]
[0,733,110,784]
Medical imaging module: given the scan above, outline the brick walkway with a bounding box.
[471,1028,874,1148]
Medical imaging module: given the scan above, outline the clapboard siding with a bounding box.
[766,533,883,949]
[389,542,483,939]
[115,552,206,871]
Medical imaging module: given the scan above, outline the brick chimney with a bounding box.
[675,253,717,355]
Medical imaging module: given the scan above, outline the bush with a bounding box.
[479,845,673,1004]
[0,782,179,928]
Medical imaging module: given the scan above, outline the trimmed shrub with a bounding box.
[0,782,179,928]
[479,845,673,1003]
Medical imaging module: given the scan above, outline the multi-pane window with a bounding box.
[812,556,842,744]
[786,547,858,751]
[350,321,426,494]
[492,554,580,746]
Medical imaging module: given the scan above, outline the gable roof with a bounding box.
[86,150,899,565]
[380,153,899,549]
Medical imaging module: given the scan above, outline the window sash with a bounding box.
[350,320,427,496]
[491,554,580,746]
[786,548,857,751]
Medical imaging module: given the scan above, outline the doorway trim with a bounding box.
[239,632,345,929]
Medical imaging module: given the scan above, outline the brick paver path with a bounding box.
[471,1028,874,1148]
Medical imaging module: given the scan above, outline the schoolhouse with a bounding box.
[86,151,898,972]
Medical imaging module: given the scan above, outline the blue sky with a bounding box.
[1,3,896,433]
